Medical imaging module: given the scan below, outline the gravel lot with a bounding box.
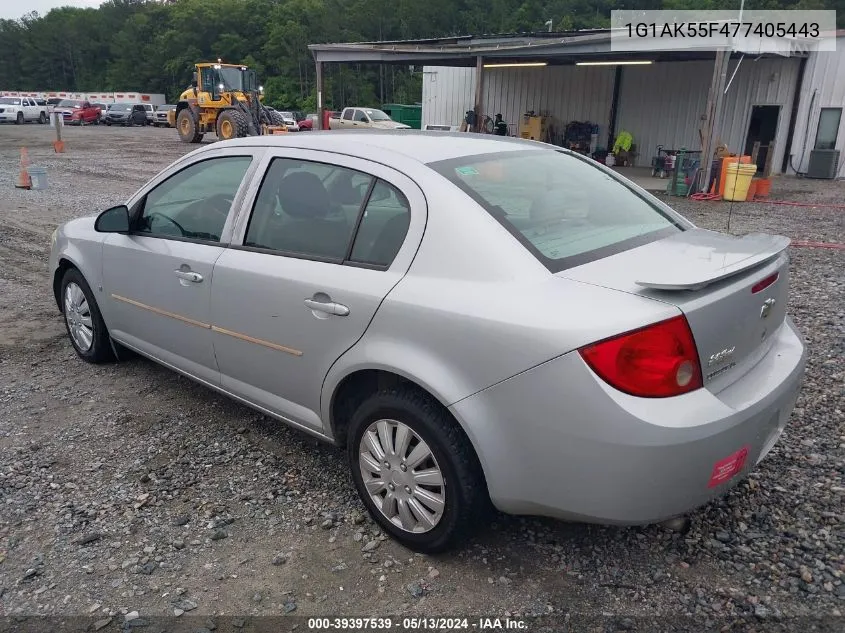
[0,125,843,630]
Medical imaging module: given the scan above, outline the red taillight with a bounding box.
[751,272,779,294]
[578,315,703,398]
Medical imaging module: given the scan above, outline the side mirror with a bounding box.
[95,205,130,233]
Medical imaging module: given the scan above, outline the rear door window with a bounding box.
[244,158,371,260]
[349,181,410,267]
[429,150,683,272]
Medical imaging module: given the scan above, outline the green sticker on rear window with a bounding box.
[455,166,479,176]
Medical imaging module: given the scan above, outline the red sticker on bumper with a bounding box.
[707,446,750,488]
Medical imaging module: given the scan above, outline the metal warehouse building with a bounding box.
[310,30,845,180]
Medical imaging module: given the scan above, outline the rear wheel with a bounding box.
[60,268,115,363]
[16,112,23,125]
[177,109,204,143]
[216,109,249,140]
[347,387,488,553]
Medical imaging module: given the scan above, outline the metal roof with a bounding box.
[308,29,829,65]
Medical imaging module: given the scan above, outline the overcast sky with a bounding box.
[1,0,104,21]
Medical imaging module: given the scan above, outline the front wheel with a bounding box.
[60,268,115,363]
[348,387,488,553]
[16,112,24,125]
[177,109,203,143]
[216,109,249,140]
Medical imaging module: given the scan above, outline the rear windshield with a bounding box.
[429,149,683,272]
[58,100,83,107]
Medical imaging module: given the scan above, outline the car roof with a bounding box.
[210,131,547,165]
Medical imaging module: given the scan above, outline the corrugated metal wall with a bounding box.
[422,67,475,127]
[789,37,845,174]
[718,56,801,175]
[422,65,615,136]
[616,62,710,161]
[423,57,801,172]
[481,66,616,138]
[618,57,800,172]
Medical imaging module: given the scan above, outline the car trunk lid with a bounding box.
[558,228,791,394]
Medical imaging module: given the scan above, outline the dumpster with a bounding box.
[381,103,422,129]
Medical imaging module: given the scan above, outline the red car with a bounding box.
[297,113,318,131]
[53,99,101,125]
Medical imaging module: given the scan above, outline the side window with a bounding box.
[201,67,215,93]
[342,109,353,121]
[244,158,373,260]
[349,181,411,267]
[815,108,842,151]
[355,110,368,123]
[136,156,252,242]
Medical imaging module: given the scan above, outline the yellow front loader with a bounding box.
[169,61,286,143]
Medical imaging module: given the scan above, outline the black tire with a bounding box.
[38,112,46,124]
[177,108,203,143]
[270,111,286,128]
[105,119,112,126]
[60,268,115,364]
[16,112,24,125]
[347,387,488,553]
[261,109,286,128]
[216,109,249,140]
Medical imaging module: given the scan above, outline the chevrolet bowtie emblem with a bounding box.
[760,298,776,319]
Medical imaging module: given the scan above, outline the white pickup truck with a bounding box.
[0,96,49,124]
[329,107,410,130]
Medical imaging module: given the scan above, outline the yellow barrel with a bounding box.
[723,163,757,201]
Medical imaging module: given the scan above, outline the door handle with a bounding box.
[174,270,203,283]
[304,298,349,316]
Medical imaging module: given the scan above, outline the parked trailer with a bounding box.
[1,91,165,106]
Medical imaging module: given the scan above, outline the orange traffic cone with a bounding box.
[15,147,31,189]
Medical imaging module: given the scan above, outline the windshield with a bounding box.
[217,67,244,91]
[366,109,391,121]
[430,149,683,272]
[279,111,294,119]
[58,100,83,108]
[0,98,22,105]
[109,103,132,111]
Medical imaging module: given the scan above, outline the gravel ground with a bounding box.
[0,125,843,630]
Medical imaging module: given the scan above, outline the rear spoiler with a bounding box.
[635,232,791,291]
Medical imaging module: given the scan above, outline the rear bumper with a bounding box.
[450,316,806,524]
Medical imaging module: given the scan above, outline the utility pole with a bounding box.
[700,48,731,193]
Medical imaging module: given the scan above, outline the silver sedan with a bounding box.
[48,132,806,552]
